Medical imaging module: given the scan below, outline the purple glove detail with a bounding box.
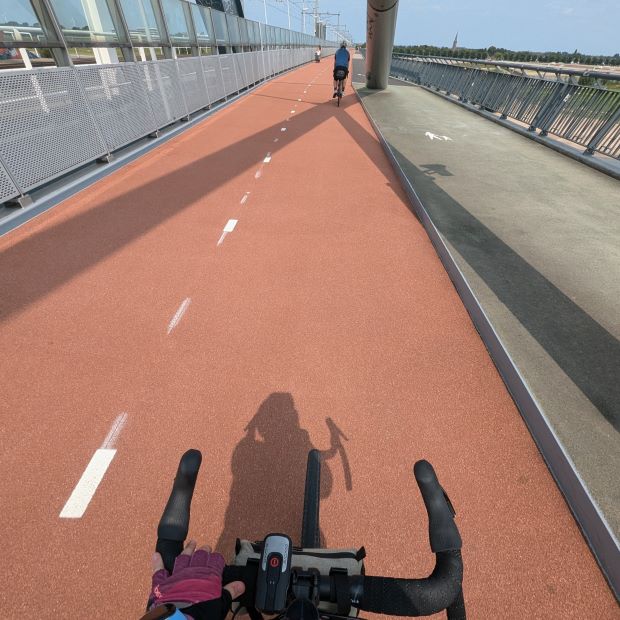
[150,549,225,607]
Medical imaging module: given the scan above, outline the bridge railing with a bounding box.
[390,55,620,160]
[0,46,335,207]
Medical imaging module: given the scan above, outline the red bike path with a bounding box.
[0,61,616,618]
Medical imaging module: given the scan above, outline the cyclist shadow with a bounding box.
[216,392,351,557]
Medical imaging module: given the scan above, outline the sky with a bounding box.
[242,0,620,56]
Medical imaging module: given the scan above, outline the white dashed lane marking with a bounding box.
[240,192,250,204]
[217,219,238,246]
[59,413,128,519]
[264,153,272,163]
[167,298,191,335]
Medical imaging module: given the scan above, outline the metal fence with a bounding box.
[0,47,331,205]
[390,56,620,159]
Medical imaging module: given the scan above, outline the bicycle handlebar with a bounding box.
[156,451,465,618]
[156,449,202,573]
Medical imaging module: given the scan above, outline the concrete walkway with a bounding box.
[353,64,620,544]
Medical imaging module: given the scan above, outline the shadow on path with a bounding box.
[388,144,620,430]
[0,71,377,323]
[216,393,352,555]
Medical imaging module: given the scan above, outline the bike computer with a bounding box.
[255,534,293,614]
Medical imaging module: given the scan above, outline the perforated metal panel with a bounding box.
[252,51,262,82]
[76,63,158,153]
[261,51,271,78]
[177,57,209,114]
[243,53,254,86]
[0,158,20,203]
[218,55,238,97]
[139,60,187,127]
[246,52,255,85]
[202,56,226,103]
[233,53,248,89]
[0,67,107,192]
[263,51,272,77]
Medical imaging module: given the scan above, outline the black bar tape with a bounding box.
[358,551,463,617]
[414,460,462,553]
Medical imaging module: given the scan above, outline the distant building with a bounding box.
[452,32,458,51]
[196,0,244,17]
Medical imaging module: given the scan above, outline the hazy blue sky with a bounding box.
[242,0,619,56]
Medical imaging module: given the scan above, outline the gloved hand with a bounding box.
[147,540,245,620]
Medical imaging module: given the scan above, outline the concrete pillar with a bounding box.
[365,0,398,89]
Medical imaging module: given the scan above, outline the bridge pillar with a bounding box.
[365,0,399,89]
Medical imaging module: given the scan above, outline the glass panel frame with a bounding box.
[118,0,163,46]
[210,9,228,46]
[225,13,240,46]
[48,0,122,46]
[238,17,248,46]
[0,0,63,49]
[190,5,213,46]
[161,0,191,47]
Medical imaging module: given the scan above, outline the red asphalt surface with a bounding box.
[0,60,617,618]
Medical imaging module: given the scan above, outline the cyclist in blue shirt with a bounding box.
[333,42,350,98]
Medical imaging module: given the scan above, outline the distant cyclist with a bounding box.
[332,41,350,98]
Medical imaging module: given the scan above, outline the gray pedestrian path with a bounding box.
[353,66,620,539]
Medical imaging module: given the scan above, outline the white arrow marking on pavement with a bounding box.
[425,132,453,141]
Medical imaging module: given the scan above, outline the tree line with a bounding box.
[388,44,620,66]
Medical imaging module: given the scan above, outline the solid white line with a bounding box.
[101,412,128,449]
[167,297,191,335]
[59,449,116,518]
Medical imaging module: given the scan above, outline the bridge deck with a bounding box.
[0,59,616,616]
